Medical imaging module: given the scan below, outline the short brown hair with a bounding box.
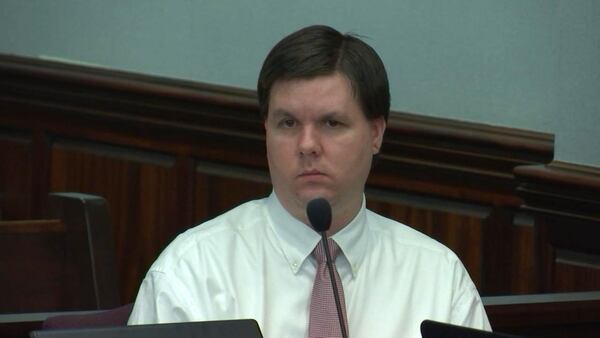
[257,25,390,122]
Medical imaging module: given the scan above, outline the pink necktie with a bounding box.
[308,238,349,338]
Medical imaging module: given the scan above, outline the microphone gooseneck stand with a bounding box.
[306,198,349,338]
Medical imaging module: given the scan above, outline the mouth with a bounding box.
[297,170,328,181]
[298,169,324,177]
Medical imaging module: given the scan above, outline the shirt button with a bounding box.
[292,262,298,268]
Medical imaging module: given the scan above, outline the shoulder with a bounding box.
[365,210,478,297]
[366,210,461,264]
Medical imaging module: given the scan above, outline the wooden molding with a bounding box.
[376,111,553,205]
[484,291,600,337]
[515,162,600,292]
[515,162,600,221]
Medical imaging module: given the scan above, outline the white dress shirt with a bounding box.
[128,192,491,338]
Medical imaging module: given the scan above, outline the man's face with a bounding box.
[265,72,385,229]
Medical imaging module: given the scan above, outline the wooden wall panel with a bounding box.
[552,250,600,292]
[508,216,537,294]
[48,138,183,303]
[484,292,600,338]
[0,129,34,220]
[194,161,272,224]
[0,220,66,313]
[479,210,538,295]
[1,194,120,313]
[516,163,600,293]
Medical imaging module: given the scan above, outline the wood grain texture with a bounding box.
[0,130,34,220]
[509,215,537,294]
[0,221,67,313]
[516,162,600,292]
[552,250,600,292]
[194,161,272,225]
[485,292,600,338]
[48,140,181,303]
[0,193,119,313]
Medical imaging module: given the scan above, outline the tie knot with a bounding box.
[312,238,340,264]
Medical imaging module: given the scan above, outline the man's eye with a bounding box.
[280,119,296,128]
[325,120,341,128]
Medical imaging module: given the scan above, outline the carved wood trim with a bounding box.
[515,162,600,291]
[515,162,600,221]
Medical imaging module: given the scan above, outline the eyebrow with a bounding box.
[319,112,343,120]
[269,109,294,119]
[270,109,344,119]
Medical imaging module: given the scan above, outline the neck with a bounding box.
[328,200,361,234]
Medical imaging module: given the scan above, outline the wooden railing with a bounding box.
[485,291,600,338]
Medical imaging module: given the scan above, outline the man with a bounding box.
[128,25,491,337]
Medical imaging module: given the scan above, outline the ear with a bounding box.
[370,116,386,154]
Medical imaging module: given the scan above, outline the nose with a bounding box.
[298,126,321,156]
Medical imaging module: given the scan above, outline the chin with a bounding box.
[296,190,334,205]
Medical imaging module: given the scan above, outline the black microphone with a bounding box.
[306,198,348,338]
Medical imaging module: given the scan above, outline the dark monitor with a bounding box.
[30,319,262,338]
[421,320,521,338]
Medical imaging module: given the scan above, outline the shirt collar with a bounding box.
[267,192,321,274]
[331,196,368,278]
[266,192,369,277]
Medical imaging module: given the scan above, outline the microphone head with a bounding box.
[306,198,332,233]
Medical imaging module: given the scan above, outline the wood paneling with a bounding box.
[0,193,119,313]
[194,161,272,224]
[515,162,600,292]
[0,130,34,220]
[48,139,182,303]
[0,220,66,313]
[484,291,600,338]
[553,250,600,292]
[509,214,537,294]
